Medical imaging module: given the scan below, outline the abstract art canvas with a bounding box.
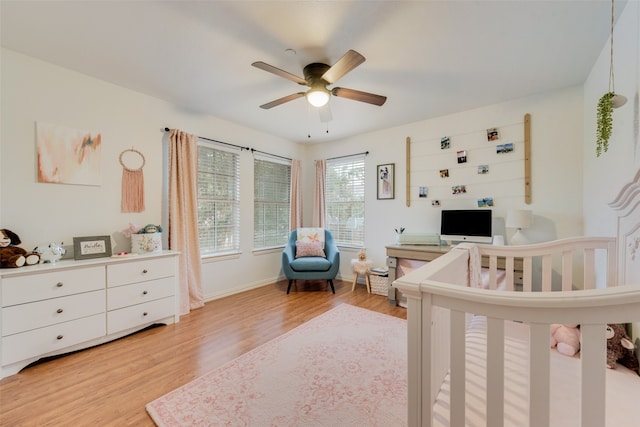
[37,122,102,186]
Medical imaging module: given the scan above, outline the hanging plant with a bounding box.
[596,0,626,157]
[596,92,614,157]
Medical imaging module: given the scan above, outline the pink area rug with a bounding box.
[146,304,407,426]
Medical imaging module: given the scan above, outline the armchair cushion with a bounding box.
[295,241,326,258]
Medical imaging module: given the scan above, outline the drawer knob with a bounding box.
[143,312,148,316]
[56,282,64,288]
[142,269,148,274]
[142,290,148,295]
[56,308,64,314]
[57,335,64,340]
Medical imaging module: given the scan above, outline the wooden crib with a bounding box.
[394,171,640,427]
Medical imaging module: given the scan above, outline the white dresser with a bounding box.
[0,251,179,378]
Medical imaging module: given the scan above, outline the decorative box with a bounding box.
[131,232,162,254]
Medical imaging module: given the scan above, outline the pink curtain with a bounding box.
[312,159,327,228]
[290,159,302,230]
[168,129,204,315]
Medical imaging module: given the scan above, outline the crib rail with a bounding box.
[394,238,639,427]
[476,236,616,291]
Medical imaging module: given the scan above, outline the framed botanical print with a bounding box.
[377,163,395,200]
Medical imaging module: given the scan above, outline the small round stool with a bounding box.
[351,258,373,292]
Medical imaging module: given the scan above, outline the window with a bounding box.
[254,156,291,249]
[197,143,240,256]
[326,155,365,246]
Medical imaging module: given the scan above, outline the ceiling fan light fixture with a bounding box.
[306,87,330,107]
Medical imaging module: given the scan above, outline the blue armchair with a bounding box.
[282,229,340,294]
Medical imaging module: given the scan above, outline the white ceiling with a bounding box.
[0,1,624,144]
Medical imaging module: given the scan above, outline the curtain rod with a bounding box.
[164,127,250,151]
[250,148,292,161]
[327,151,369,161]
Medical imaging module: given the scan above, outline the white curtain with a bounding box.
[168,129,204,315]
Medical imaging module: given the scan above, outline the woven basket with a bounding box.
[369,274,389,296]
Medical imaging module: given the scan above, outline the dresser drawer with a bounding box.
[2,313,106,365]
[107,296,174,334]
[2,290,105,336]
[2,267,104,307]
[107,258,174,288]
[107,277,174,311]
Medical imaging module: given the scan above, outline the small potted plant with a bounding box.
[596,92,627,157]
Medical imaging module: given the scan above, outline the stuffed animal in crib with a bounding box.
[0,228,40,268]
[550,324,581,356]
[606,324,640,375]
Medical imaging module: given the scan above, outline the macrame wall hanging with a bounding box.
[119,148,146,212]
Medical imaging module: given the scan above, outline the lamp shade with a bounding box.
[506,209,532,229]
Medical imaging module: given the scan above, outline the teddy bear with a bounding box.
[606,323,639,375]
[550,323,581,356]
[0,228,40,268]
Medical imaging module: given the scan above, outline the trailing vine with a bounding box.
[596,92,614,157]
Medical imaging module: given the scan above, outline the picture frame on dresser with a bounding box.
[73,235,112,260]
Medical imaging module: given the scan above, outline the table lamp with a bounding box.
[506,209,532,245]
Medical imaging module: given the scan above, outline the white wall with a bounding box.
[0,48,305,300]
[309,85,585,274]
[3,0,638,302]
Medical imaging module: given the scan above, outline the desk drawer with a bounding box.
[2,267,104,306]
[107,258,174,287]
[107,277,174,310]
[2,290,105,336]
[107,296,174,334]
[2,313,105,365]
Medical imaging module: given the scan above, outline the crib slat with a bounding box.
[523,257,533,292]
[584,249,596,289]
[562,250,573,291]
[450,310,466,427]
[542,254,552,291]
[486,317,504,427]
[529,323,550,426]
[580,324,606,427]
[505,257,514,291]
[489,255,498,290]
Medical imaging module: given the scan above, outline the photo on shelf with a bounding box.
[419,186,428,198]
[452,185,467,195]
[478,164,489,174]
[487,127,499,141]
[497,142,514,154]
[457,150,467,164]
[440,136,451,149]
[477,197,494,207]
[439,168,449,178]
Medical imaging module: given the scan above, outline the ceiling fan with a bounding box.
[252,49,387,110]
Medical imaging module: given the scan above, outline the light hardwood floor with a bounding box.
[0,279,406,426]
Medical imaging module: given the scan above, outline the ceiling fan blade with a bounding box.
[252,61,307,85]
[318,104,333,123]
[321,50,365,84]
[331,87,387,106]
[259,92,305,109]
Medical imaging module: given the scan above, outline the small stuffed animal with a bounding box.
[550,324,581,357]
[138,224,163,234]
[0,228,40,268]
[606,324,640,375]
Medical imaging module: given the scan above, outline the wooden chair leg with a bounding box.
[328,279,335,294]
[287,279,294,294]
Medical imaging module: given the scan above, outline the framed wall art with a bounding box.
[377,163,395,200]
[73,235,112,260]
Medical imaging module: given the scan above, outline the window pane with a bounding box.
[197,144,240,255]
[254,158,291,248]
[326,155,365,246]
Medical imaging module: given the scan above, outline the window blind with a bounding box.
[326,154,365,246]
